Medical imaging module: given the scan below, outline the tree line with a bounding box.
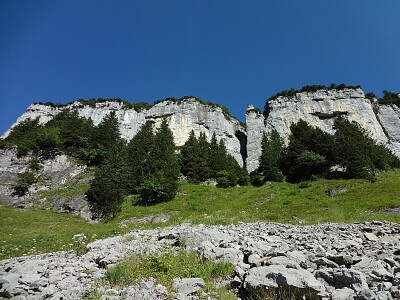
[252,118,400,185]
[2,109,399,219]
[1,110,247,219]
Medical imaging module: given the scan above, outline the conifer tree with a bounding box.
[334,117,400,178]
[196,133,212,181]
[94,111,120,149]
[86,141,127,219]
[180,131,202,182]
[281,120,333,182]
[137,119,180,203]
[89,111,121,165]
[181,131,248,186]
[207,134,227,178]
[126,121,155,192]
[258,130,284,182]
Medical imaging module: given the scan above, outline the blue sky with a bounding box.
[1,0,399,135]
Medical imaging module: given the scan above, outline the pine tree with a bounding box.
[86,142,127,219]
[207,134,227,178]
[180,131,203,182]
[126,121,155,193]
[197,132,212,181]
[281,120,333,182]
[137,119,179,203]
[333,117,400,178]
[88,111,121,165]
[258,130,284,182]
[181,131,248,186]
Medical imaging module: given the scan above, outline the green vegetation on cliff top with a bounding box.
[33,95,235,120]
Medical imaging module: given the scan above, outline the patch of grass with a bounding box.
[36,181,90,206]
[1,170,399,260]
[106,248,235,298]
[0,208,130,260]
[247,286,316,300]
[82,290,103,300]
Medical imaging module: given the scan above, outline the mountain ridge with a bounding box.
[2,87,400,172]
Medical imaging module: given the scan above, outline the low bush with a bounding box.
[13,172,37,196]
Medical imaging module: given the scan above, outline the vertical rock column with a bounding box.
[245,105,266,173]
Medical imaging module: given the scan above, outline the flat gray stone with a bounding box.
[331,288,355,300]
[173,278,205,296]
[244,265,325,297]
[364,232,379,242]
[315,268,368,292]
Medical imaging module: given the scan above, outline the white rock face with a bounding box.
[376,104,400,156]
[245,106,265,173]
[246,88,396,172]
[2,99,246,166]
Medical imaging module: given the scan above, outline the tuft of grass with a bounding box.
[82,290,102,300]
[106,248,235,297]
[247,286,317,300]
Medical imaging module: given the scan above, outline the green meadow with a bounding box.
[1,169,399,260]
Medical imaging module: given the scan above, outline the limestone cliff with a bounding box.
[2,89,399,173]
[376,104,400,158]
[246,88,400,172]
[2,99,247,167]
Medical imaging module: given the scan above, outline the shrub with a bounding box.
[136,175,178,204]
[36,127,61,149]
[28,155,42,172]
[379,90,400,107]
[266,83,362,103]
[13,172,37,196]
[286,151,328,183]
[249,171,265,187]
[0,139,10,149]
[216,170,237,188]
[365,92,376,101]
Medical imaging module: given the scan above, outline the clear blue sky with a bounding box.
[1,0,399,135]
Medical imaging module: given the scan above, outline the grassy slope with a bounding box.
[1,170,399,260]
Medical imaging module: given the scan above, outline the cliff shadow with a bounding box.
[235,130,247,168]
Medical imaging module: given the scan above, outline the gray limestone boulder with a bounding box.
[244,265,326,299]
[0,272,22,298]
[315,268,368,292]
[173,278,205,297]
[352,258,392,281]
[331,288,356,300]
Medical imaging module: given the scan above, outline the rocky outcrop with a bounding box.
[0,148,90,219]
[1,99,246,167]
[246,88,400,172]
[1,222,399,299]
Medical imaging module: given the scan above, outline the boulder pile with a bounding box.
[0,221,399,299]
